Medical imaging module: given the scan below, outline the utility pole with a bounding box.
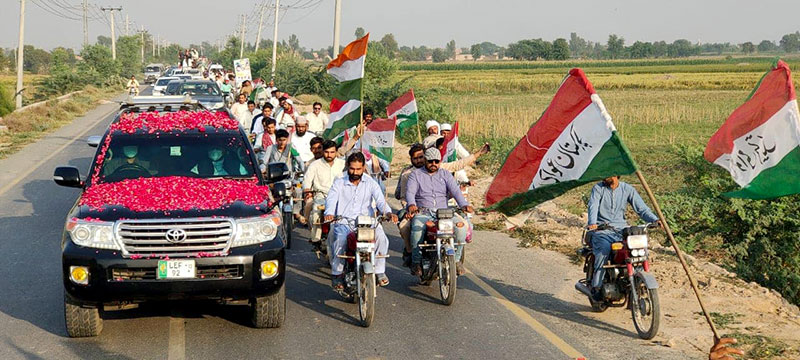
[82,0,88,47]
[156,34,160,57]
[125,14,130,36]
[332,0,341,57]
[239,14,246,58]
[100,7,122,60]
[15,0,25,109]
[151,31,155,57]
[139,26,145,64]
[254,3,266,53]
[271,0,280,80]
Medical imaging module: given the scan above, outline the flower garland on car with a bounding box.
[80,111,270,213]
[80,176,270,212]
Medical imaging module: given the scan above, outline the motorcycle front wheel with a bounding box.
[283,211,293,249]
[358,272,375,327]
[439,253,457,305]
[630,274,660,339]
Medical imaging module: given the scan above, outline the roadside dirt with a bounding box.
[390,141,800,358]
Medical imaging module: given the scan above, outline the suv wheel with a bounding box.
[64,294,103,337]
[251,285,285,328]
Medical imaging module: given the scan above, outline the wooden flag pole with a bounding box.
[635,170,720,341]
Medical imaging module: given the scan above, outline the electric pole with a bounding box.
[239,14,246,58]
[100,7,122,60]
[271,0,280,80]
[139,26,145,64]
[125,14,130,36]
[156,34,160,57]
[15,0,25,109]
[151,31,155,57]
[254,4,266,53]
[82,0,88,47]
[333,0,341,57]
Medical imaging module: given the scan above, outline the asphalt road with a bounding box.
[0,88,695,359]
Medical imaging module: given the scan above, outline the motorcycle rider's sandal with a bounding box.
[377,273,389,287]
[410,263,422,276]
[331,275,345,290]
[456,263,465,276]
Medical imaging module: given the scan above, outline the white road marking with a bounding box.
[168,309,186,360]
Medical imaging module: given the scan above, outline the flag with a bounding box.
[440,122,459,162]
[323,34,369,140]
[485,68,637,215]
[361,118,396,162]
[387,89,418,135]
[704,59,800,199]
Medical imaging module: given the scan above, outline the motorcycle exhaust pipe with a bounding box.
[575,282,592,297]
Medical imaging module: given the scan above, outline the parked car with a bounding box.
[143,63,165,84]
[54,98,290,337]
[152,76,178,96]
[165,79,225,109]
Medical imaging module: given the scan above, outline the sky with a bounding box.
[2,0,800,51]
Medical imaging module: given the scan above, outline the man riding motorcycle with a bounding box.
[586,175,660,302]
[406,148,473,276]
[303,140,345,243]
[394,143,426,266]
[126,75,140,96]
[324,152,398,289]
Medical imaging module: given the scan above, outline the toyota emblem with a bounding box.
[165,228,187,243]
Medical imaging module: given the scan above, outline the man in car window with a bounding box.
[191,146,246,176]
[103,145,150,177]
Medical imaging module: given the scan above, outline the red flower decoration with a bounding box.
[79,176,271,212]
[110,111,238,134]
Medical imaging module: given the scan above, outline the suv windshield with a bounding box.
[156,78,176,86]
[97,131,255,183]
[146,66,161,72]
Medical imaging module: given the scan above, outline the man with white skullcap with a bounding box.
[439,123,474,185]
[291,116,315,164]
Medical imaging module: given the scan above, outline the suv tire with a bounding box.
[251,285,285,328]
[64,294,103,337]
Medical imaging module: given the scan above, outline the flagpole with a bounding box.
[634,170,720,341]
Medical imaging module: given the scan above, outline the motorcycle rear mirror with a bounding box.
[86,135,102,147]
[271,182,288,200]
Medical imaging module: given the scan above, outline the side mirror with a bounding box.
[53,167,83,188]
[265,162,290,183]
[87,135,102,147]
[271,182,288,200]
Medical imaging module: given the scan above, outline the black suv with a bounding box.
[54,102,290,337]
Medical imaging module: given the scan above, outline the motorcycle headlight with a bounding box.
[438,219,454,234]
[232,216,279,247]
[627,235,648,249]
[67,218,120,250]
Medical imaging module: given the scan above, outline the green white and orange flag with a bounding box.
[386,89,418,135]
[361,117,396,162]
[485,68,637,215]
[323,33,369,140]
[704,60,800,199]
[440,122,459,162]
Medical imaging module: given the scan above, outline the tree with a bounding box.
[97,35,111,47]
[478,42,499,56]
[780,32,800,52]
[758,40,778,52]
[628,41,653,59]
[470,44,482,60]
[652,41,668,57]
[287,34,301,53]
[354,27,366,39]
[606,34,625,59]
[740,42,756,54]
[668,39,699,57]
[551,38,570,60]
[446,40,456,60]
[569,32,588,58]
[431,48,447,63]
[379,33,398,59]
[22,45,51,74]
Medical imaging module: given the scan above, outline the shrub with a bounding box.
[0,85,14,116]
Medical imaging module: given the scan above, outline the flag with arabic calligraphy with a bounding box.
[485,68,637,215]
[704,59,800,199]
[361,117,396,162]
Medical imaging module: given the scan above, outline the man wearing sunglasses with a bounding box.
[306,102,329,135]
[405,148,474,276]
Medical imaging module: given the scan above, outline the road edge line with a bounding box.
[0,105,116,198]
[464,268,585,359]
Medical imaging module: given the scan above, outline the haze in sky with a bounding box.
[2,0,800,51]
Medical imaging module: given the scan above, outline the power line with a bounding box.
[29,0,82,21]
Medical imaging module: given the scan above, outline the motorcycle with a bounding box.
[307,190,331,259]
[417,207,465,305]
[575,222,661,339]
[333,215,390,327]
[128,86,138,97]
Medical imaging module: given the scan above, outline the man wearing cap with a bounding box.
[405,147,474,276]
[291,117,315,164]
[394,143,426,267]
[440,122,474,186]
[423,120,440,149]
[276,98,297,128]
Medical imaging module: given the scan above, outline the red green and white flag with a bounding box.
[485,68,637,215]
[361,117,396,162]
[704,60,800,199]
[440,122,459,162]
[323,33,369,140]
[386,89,418,135]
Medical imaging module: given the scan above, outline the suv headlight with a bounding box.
[232,216,279,247]
[438,219,454,234]
[66,218,120,250]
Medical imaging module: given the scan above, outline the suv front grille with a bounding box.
[110,265,244,281]
[116,218,234,258]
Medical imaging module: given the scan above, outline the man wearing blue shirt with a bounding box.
[587,176,660,301]
[324,152,398,289]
